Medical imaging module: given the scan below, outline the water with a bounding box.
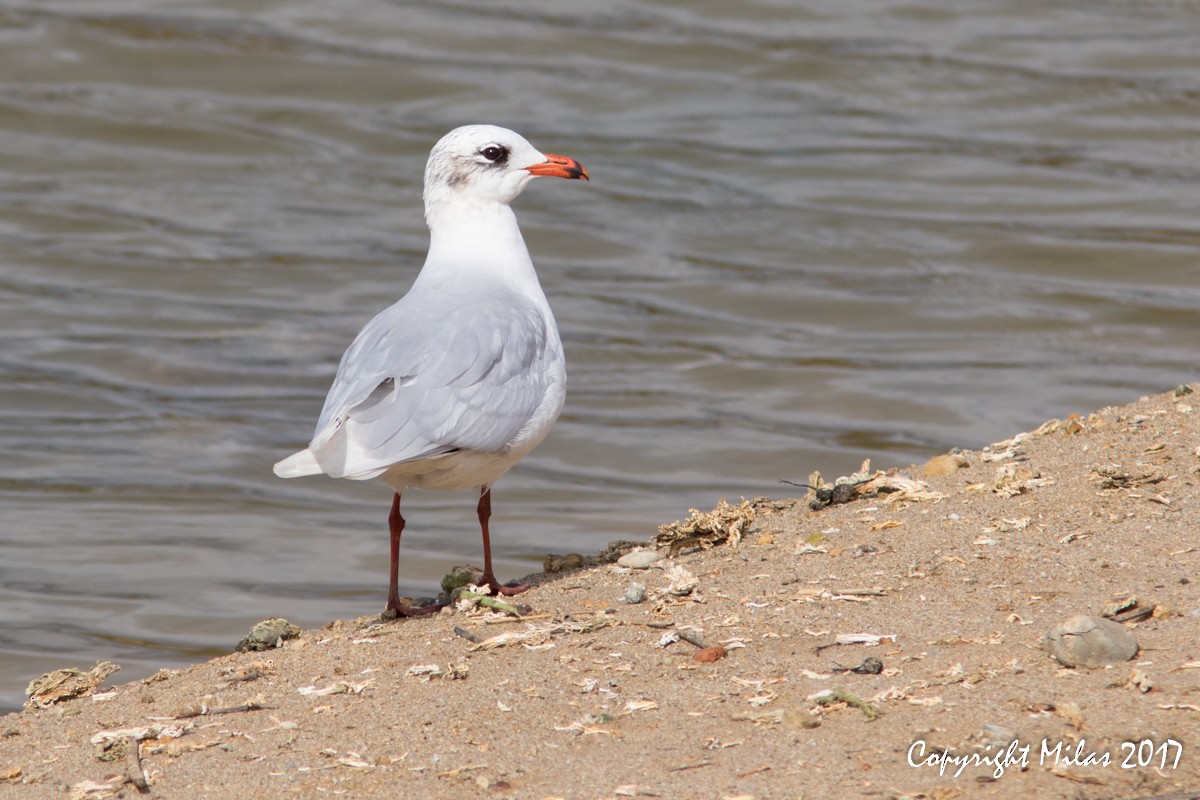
[1,0,1198,710]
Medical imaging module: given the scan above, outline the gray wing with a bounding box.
[307,287,557,479]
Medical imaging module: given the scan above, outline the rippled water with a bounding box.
[1,0,1198,710]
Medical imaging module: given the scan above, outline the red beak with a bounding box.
[525,153,589,181]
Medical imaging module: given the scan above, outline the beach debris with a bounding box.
[297,680,373,696]
[985,464,1054,497]
[981,432,1027,462]
[832,657,883,675]
[809,688,880,720]
[659,565,699,597]
[617,549,661,569]
[1042,615,1138,668]
[545,541,644,574]
[792,586,886,603]
[406,664,444,679]
[105,734,150,792]
[257,716,299,733]
[405,661,467,681]
[732,707,821,728]
[69,778,128,800]
[554,712,619,735]
[624,582,647,604]
[452,625,481,643]
[1159,702,1200,712]
[455,586,526,617]
[1092,465,1167,490]
[814,632,896,655]
[543,553,585,573]
[659,625,732,664]
[444,659,470,680]
[235,618,300,652]
[795,540,829,555]
[1051,701,1086,731]
[217,662,273,688]
[693,646,727,663]
[165,696,271,719]
[26,661,120,708]
[656,498,756,553]
[1126,668,1155,693]
[440,565,485,595]
[597,539,650,562]
[141,668,176,684]
[1102,593,1156,623]
[922,453,969,478]
[554,695,657,734]
[91,723,190,745]
[745,691,776,707]
[469,615,612,651]
[1033,414,1086,436]
[94,737,128,762]
[803,462,944,510]
[801,481,861,510]
[655,630,680,648]
[839,633,894,646]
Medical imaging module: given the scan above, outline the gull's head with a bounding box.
[423,125,588,214]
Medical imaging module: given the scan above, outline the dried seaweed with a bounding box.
[655,498,757,553]
[26,662,120,709]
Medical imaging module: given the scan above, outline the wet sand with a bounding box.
[2,387,1198,800]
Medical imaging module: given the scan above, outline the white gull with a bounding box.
[274,124,589,615]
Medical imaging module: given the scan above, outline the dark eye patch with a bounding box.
[479,145,509,165]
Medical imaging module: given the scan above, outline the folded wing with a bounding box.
[296,287,556,480]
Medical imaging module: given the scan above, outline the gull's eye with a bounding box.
[480,145,508,164]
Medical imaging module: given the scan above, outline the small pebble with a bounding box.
[624,582,647,604]
[617,550,661,569]
[981,723,1018,747]
[693,646,726,663]
[850,657,883,675]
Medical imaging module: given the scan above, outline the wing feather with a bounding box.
[306,286,558,479]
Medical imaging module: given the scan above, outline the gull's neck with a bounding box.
[417,200,544,300]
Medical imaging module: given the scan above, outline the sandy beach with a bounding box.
[2,386,1198,800]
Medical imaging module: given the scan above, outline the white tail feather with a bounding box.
[273,449,323,478]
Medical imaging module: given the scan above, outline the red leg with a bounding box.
[384,491,440,617]
[477,486,529,596]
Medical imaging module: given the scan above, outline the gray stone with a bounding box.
[617,550,661,569]
[981,723,1018,748]
[1042,614,1138,668]
[624,582,647,604]
[236,618,300,653]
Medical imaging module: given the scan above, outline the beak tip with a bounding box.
[527,153,589,182]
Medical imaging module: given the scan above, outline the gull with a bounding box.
[274,125,589,616]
